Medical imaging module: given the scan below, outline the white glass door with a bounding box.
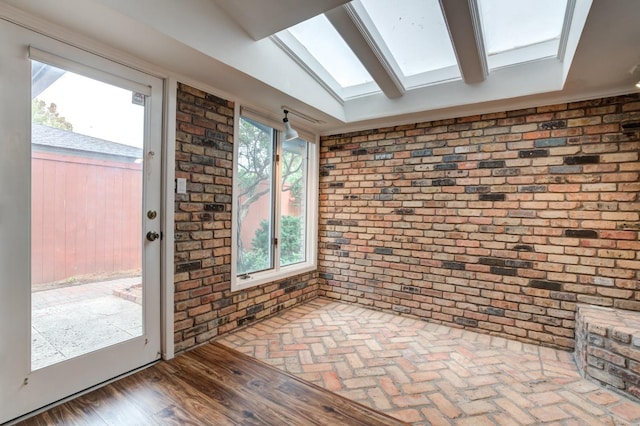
[30,59,149,370]
[0,20,163,423]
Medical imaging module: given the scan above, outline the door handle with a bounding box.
[146,231,160,242]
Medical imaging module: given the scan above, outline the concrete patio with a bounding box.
[31,277,142,370]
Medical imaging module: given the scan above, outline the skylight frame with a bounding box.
[270,0,582,109]
[272,14,381,102]
[477,0,571,70]
[272,1,465,102]
[351,0,462,89]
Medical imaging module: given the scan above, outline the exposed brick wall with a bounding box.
[318,94,640,351]
[174,83,317,353]
[575,304,640,400]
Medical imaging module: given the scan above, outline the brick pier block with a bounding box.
[575,304,640,401]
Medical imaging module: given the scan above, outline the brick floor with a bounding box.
[217,298,640,425]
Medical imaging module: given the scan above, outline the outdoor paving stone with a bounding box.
[31,329,66,370]
[31,278,142,369]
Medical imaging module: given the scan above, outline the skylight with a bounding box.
[358,0,458,78]
[478,0,568,69]
[272,0,576,103]
[279,14,379,99]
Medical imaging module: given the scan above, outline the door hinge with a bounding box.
[274,238,278,247]
[275,154,280,162]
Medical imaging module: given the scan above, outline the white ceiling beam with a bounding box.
[213,0,350,41]
[326,5,404,99]
[439,0,487,84]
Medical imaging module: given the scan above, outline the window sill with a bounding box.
[230,262,317,292]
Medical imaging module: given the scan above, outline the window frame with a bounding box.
[231,107,318,291]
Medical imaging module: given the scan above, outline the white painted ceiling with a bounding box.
[1,0,640,135]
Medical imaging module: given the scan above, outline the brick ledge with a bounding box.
[575,304,640,401]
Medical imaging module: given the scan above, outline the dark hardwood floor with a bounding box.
[17,342,407,425]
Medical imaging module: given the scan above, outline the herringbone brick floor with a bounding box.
[217,298,640,425]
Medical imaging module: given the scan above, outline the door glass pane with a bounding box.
[236,117,274,275]
[280,138,307,267]
[31,61,145,370]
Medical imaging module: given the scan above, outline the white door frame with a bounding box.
[0,19,171,423]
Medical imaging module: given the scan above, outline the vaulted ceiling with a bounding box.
[1,0,640,135]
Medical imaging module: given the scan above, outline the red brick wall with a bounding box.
[318,94,640,350]
[174,83,317,353]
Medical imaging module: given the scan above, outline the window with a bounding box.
[273,14,380,100]
[477,0,568,69]
[272,0,577,102]
[288,14,373,89]
[232,114,317,290]
[356,0,461,88]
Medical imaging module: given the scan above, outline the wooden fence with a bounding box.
[31,151,142,285]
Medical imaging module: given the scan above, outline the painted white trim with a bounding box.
[233,264,318,292]
[344,1,404,93]
[558,0,578,62]
[326,6,403,99]
[161,77,177,360]
[270,33,344,105]
[230,103,242,291]
[561,0,592,82]
[403,65,462,90]
[329,83,639,137]
[271,32,382,103]
[29,46,152,95]
[0,3,168,81]
[487,39,560,70]
[440,0,487,85]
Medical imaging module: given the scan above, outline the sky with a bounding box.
[36,69,145,148]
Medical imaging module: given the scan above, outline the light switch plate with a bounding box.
[176,178,187,194]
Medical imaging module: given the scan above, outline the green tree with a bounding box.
[32,98,73,131]
[236,118,273,274]
[236,118,305,274]
[244,215,303,272]
[281,140,304,207]
[278,215,304,265]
